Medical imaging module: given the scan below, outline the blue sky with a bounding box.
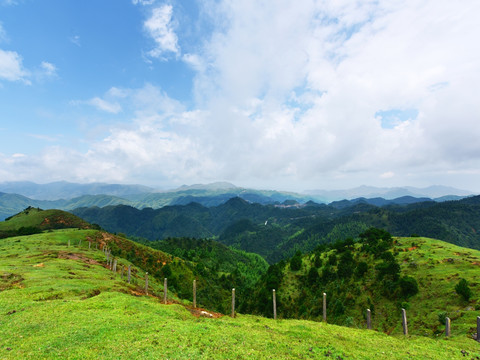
[1,0,480,192]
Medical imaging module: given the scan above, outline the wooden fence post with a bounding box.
[273,289,277,320]
[193,280,197,308]
[477,316,480,343]
[445,317,451,337]
[68,239,70,247]
[402,308,408,336]
[367,309,372,330]
[163,278,168,304]
[127,265,131,284]
[231,288,235,318]
[323,292,327,323]
[145,272,148,295]
[113,259,117,273]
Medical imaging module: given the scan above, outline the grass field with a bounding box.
[1,230,480,359]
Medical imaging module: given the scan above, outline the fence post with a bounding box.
[164,278,168,304]
[231,288,235,318]
[193,280,197,308]
[273,289,277,320]
[323,292,327,323]
[145,272,148,295]
[445,317,451,337]
[477,316,480,343]
[402,308,408,336]
[68,239,70,247]
[367,309,372,330]
[113,259,117,273]
[127,265,131,284]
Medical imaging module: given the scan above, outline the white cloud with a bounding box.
[38,61,57,79]
[0,49,30,83]
[0,23,7,42]
[380,172,395,179]
[1,0,19,6]
[5,1,480,191]
[69,35,81,47]
[144,4,179,59]
[132,0,155,5]
[173,0,480,190]
[28,133,62,142]
[87,97,122,114]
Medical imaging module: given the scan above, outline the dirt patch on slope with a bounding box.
[58,251,101,265]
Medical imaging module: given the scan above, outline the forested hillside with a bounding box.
[73,196,480,263]
[243,228,480,337]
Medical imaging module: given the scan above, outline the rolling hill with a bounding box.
[0,208,268,314]
[244,229,480,338]
[1,223,480,358]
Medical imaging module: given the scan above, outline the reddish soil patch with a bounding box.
[186,307,223,319]
[58,251,101,265]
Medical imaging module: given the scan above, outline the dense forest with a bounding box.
[73,195,480,263]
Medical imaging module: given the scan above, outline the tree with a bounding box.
[455,278,472,301]
[290,250,303,271]
[355,261,368,278]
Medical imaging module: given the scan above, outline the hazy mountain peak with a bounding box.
[173,182,238,191]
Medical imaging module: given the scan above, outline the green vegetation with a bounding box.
[455,279,472,302]
[0,207,95,239]
[143,237,268,288]
[136,237,269,313]
[0,207,93,231]
[71,195,480,265]
[244,229,480,339]
[1,229,479,359]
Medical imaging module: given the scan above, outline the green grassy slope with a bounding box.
[1,230,479,359]
[246,234,480,339]
[0,207,93,231]
[0,209,267,314]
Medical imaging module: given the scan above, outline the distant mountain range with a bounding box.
[0,181,153,200]
[0,181,475,221]
[304,185,474,202]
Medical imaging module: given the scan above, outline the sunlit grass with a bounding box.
[1,230,480,359]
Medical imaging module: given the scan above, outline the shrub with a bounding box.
[437,311,447,325]
[455,278,472,301]
[399,276,419,298]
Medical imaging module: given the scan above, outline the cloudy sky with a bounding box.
[0,0,479,192]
